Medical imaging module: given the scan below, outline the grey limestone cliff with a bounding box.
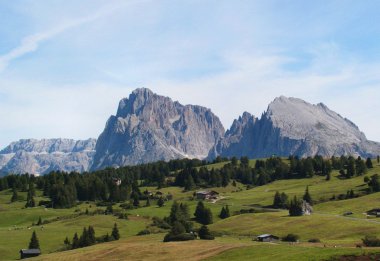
[0,138,96,175]
[211,96,380,159]
[91,88,225,170]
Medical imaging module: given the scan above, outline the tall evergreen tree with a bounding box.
[88,226,96,245]
[366,158,373,169]
[145,197,151,207]
[157,197,165,207]
[111,223,120,240]
[25,189,36,208]
[37,216,42,226]
[194,201,213,225]
[28,231,40,249]
[72,233,79,249]
[303,186,313,205]
[11,186,18,202]
[198,225,214,240]
[64,236,70,246]
[289,196,303,216]
[377,155,380,164]
[273,191,282,208]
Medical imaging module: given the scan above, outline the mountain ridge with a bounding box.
[1,89,379,175]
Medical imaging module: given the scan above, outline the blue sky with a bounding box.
[0,0,380,147]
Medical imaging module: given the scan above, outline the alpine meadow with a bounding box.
[1,1,380,261]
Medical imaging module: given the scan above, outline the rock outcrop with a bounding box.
[212,96,380,159]
[91,88,225,170]
[0,138,96,175]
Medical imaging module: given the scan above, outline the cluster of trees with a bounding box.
[332,156,370,178]
[176,156,334,190]
[365,174,380,193]
[219,205,230,219]
[194,201,213,225]
[65,223,120,250]
[163,201,195,242]
[273,186,313,210]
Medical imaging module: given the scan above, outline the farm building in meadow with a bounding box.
[367,208,380,217]
[20,249,41,259]
[256,234,279,242]
[196,190,219,200]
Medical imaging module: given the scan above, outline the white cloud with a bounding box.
[0,0,139,72]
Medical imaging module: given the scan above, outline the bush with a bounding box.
[152,217,171,229]
[163,233,195,242]
[198,225,215,240]
[282,234,299,242]
[308,238,321,243]
[38,200,52,207]
[137,229,151,236]
[362,235,380,247]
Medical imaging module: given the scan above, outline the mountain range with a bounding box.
[1,88,379,175]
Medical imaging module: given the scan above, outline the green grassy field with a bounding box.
[0,160,379,260]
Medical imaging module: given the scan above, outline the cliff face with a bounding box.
[212,96,380,159]
[91,88,225,170]
[0,138,96,175]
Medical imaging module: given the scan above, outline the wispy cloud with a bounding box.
[0,1,138,72]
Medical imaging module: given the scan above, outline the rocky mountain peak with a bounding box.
[92,88,225,170]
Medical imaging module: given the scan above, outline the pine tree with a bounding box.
[224,205,230,218]
[111,223,120,240]
[28,231,40,249]
[194,201,205,222]
[11,187,18,202]
[289,196,303,216]
[219,205,230,219]
[198,225,214,240]
[194,201,213,225]
[273,191,282,208]
[303,186,313,205]
[88,226,96,245]
[366,158,373,169]
[79,227,89,247]
[72,233,79,249]
[37,216,42,226]
[64,236,70,246]
[377,155,380,164]
[219,207,227,219]
[132,193,140,207]
[184,174,195,191]
[157,197,165,207]
[25,183,36,208]
[145,197,151,207]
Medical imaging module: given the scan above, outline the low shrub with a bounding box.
[137,229,151,236]
[362,235,380,247]
[282,234,299,242]
[163,233,195,242]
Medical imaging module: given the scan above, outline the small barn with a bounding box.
[367,208,380,217]
[20,249,41,259]
[196,190,219,200]
[256,234,279,242]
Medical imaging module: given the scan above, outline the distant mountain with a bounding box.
[211,96,380,159]
[1,91,379,176]
[91,88,225,170]
[0,138,96,175]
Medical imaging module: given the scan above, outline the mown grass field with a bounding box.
[0,159,379,260]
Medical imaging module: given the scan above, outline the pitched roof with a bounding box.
[20,249,41,254]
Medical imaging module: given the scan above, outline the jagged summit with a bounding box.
[212,96,380,159]
[0,138,96,175]
[91,88,225,170]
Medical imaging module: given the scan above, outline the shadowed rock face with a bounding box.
[91,88,225,170]
[211,96,380,159]
[0,138,96,175]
